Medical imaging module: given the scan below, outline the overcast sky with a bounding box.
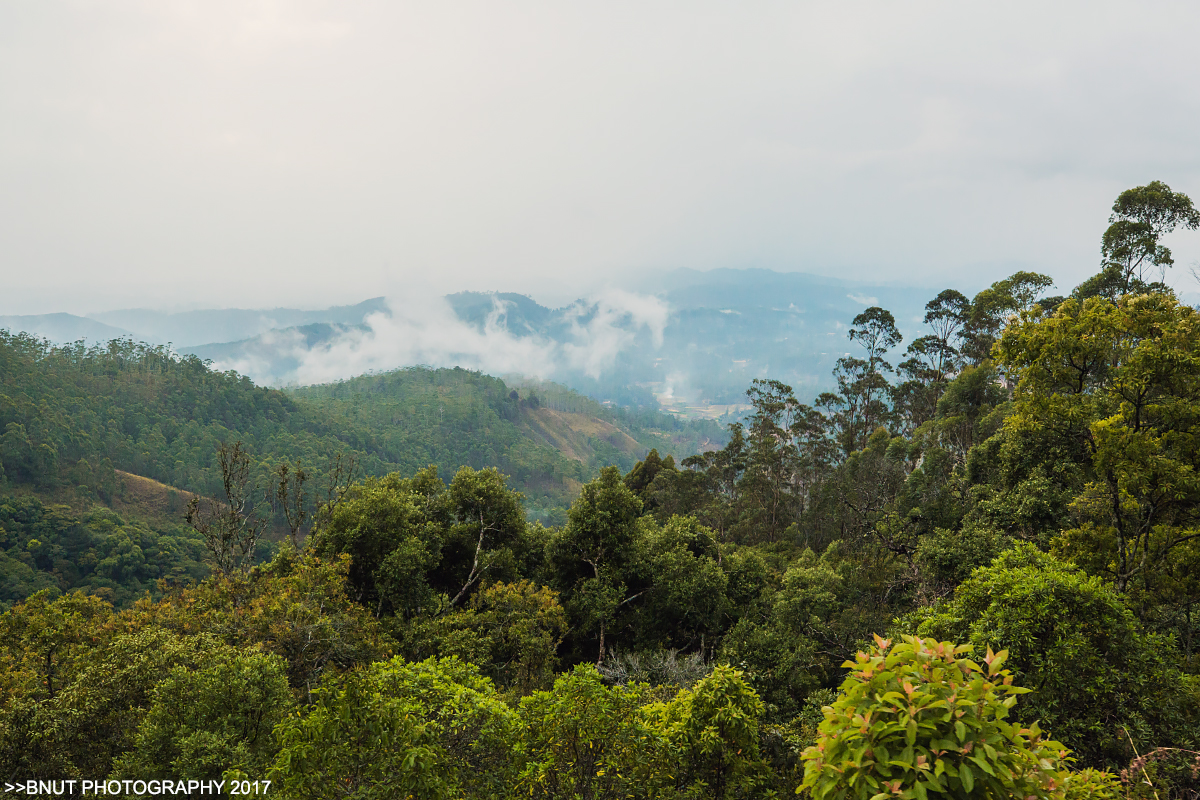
[3,1,1200,314]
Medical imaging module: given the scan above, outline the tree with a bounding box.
[995,293,1200,639]
[441,466,526,609]
[269,656,518,800]
[137,549,391,693]
[269,459,308,550]
[1076,181,1200,300]
[112,649,291,781]
[0,590,118,705]
[924,289,972,351]
[738,379,831,542]
[186,441,267,574]
[961,272,1054,367]
[653,425,748,539]
[316,466,527,622]
[429,580,569,696]
[623,448,674,509]
[894,289,972,433]
[316,467,448,618]
[645,665,770,799]
[549,467,644,665]
[4,629,240,780]
[515,664,666,799]
[909,545,1197,770]
[825,308,903,456]
[631,515,730,654]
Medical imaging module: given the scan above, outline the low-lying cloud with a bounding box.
[210,290,670,387]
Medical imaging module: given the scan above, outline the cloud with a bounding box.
[4,2,1200,314]
[210,291,670,386]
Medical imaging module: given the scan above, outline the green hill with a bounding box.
[0,332,721,574]
[288,368,724,519]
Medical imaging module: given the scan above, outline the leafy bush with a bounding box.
[801,634,1090,800]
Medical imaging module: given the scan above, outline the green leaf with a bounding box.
[970,755,996,776]
[960,764,974,793]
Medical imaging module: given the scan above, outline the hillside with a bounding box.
[0,331,719,525]
[0,478,211,610]
[289,368,724,518]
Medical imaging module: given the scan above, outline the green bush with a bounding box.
[800,634,1099,800]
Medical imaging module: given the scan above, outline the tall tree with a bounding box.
[996,292,1200,652]
[824,307,902,456]
[1076,181,1200,300]
[960,271,1054,366]
[894,289,972,432]
[548,467,644,665]
[739,379,832,542]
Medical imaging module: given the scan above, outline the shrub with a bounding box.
[800,634,1091,800]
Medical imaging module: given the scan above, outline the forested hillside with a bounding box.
[3,184,1200,798]
[292,369,722,504]
[0,336,719,607]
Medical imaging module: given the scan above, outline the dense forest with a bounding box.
[0,331,717,517]
[2,182,1200,798]
[0,343,724,608]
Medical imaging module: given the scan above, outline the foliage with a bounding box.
[1077,181,1200,300]
[0,624,243,779]
[425,579,569,695]
[801,634,1080,800]
[645,664,770,798]
[515,664,667,799]
[549,466,645,664]
[996,292,1200,650]
[0,493,208,609]
[112,649,291,780]
[315,465,528,621]
[269,656,518,800]
[133,548,391,691]
[599,648,713,690]
[909,545,1197,769]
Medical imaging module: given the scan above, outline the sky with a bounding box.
[4,1,1200,315]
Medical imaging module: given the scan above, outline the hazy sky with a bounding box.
[4,1,1200,314]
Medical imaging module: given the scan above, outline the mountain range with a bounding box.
[2,269,950,413]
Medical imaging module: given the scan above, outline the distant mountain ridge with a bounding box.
[88,297,390,347]
[3,269,955,412]
[0,313,137,345]
[0,298,389,348]
[438,270,939,407]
